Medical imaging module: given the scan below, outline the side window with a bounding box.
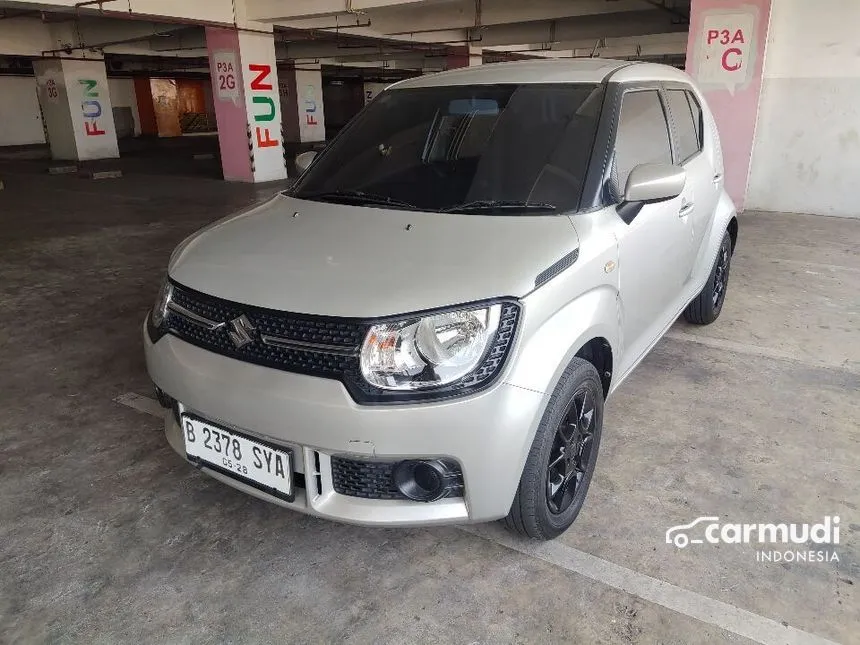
[686,91,704,151]
[614,90,672,194]
[667,89,702,163]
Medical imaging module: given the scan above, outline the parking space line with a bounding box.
[115,392,838,645]
[459,524,837,645]
[759,256,860,274]
[665,330,859,375]
[113,392,164,417]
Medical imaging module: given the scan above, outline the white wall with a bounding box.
[0,76,46,146]
[108,77,142,136]
[747,0,860,217]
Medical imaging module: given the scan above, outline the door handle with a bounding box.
[679,201,695,217]
[713,173,723,184]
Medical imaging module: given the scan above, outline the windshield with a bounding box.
[290,83,605,215]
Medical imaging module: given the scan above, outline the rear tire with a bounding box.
[504,358,604,540]
[683,230,732,325]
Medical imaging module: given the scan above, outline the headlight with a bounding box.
[151,278,173,328]
[360,304,501,390]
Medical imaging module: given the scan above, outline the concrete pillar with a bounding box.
[685,0,772,211]
[280,64,326,144]
[33,58,119,161]
[205,26,287,183]
[746,0,860,217]
[362,82,389,105]
[446,46,482,70]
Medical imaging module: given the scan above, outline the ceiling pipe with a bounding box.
[74,0,123,11]
[41,26,179,56]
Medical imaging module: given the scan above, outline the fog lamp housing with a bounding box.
[393,459,463,502]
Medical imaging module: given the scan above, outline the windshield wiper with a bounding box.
[299,190,419,210]
[441,200,557,213]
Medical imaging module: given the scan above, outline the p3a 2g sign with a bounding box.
[213,52,240,102]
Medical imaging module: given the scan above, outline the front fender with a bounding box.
[504,283,620,396]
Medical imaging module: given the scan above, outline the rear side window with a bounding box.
[686,91,704,150]
[667,89,702,163]
[614,90,672,192]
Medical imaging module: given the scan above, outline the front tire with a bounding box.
[504,358,604,540]
[683,229,732,325]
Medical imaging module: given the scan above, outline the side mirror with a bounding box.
[295,150,317,175]
[623,163,686,204]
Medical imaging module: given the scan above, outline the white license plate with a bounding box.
[181,415,293,500]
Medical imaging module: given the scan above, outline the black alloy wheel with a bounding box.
[683,229,733,325]
[546,387,597,514]
[712,242,730,310]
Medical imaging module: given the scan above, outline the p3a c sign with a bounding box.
[695,10,758,95]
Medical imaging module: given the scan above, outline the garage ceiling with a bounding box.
[249,0,691,60]
[0,0,691,74]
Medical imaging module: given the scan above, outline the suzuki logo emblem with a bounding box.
[227,314,256,349]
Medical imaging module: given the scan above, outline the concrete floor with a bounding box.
[0,157,857,644]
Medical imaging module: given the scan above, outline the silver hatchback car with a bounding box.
[145,59,737,540]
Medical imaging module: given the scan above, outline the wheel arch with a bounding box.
[727,215,738,255]
[691,191,737,290]
[574,337,613,399]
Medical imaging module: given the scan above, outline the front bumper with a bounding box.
[145,324,548,526]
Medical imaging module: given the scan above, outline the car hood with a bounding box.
[168,194,580,317]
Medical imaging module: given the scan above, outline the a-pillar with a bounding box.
[446,46,482,70]
[205,26,287,182]
[685,0,772,211]
[280,63,326,144]
[33,58,119,161]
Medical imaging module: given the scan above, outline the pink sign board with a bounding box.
[685,0,771,211]
[206,27,253,182]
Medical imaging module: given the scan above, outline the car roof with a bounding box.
[390,59,694,89]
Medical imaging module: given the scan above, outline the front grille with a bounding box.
[165,282,367,380]
[330,457,405,500]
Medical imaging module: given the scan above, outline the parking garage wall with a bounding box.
[107,77,142,138]
[0,76,46,146]
[747,0,860,218]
